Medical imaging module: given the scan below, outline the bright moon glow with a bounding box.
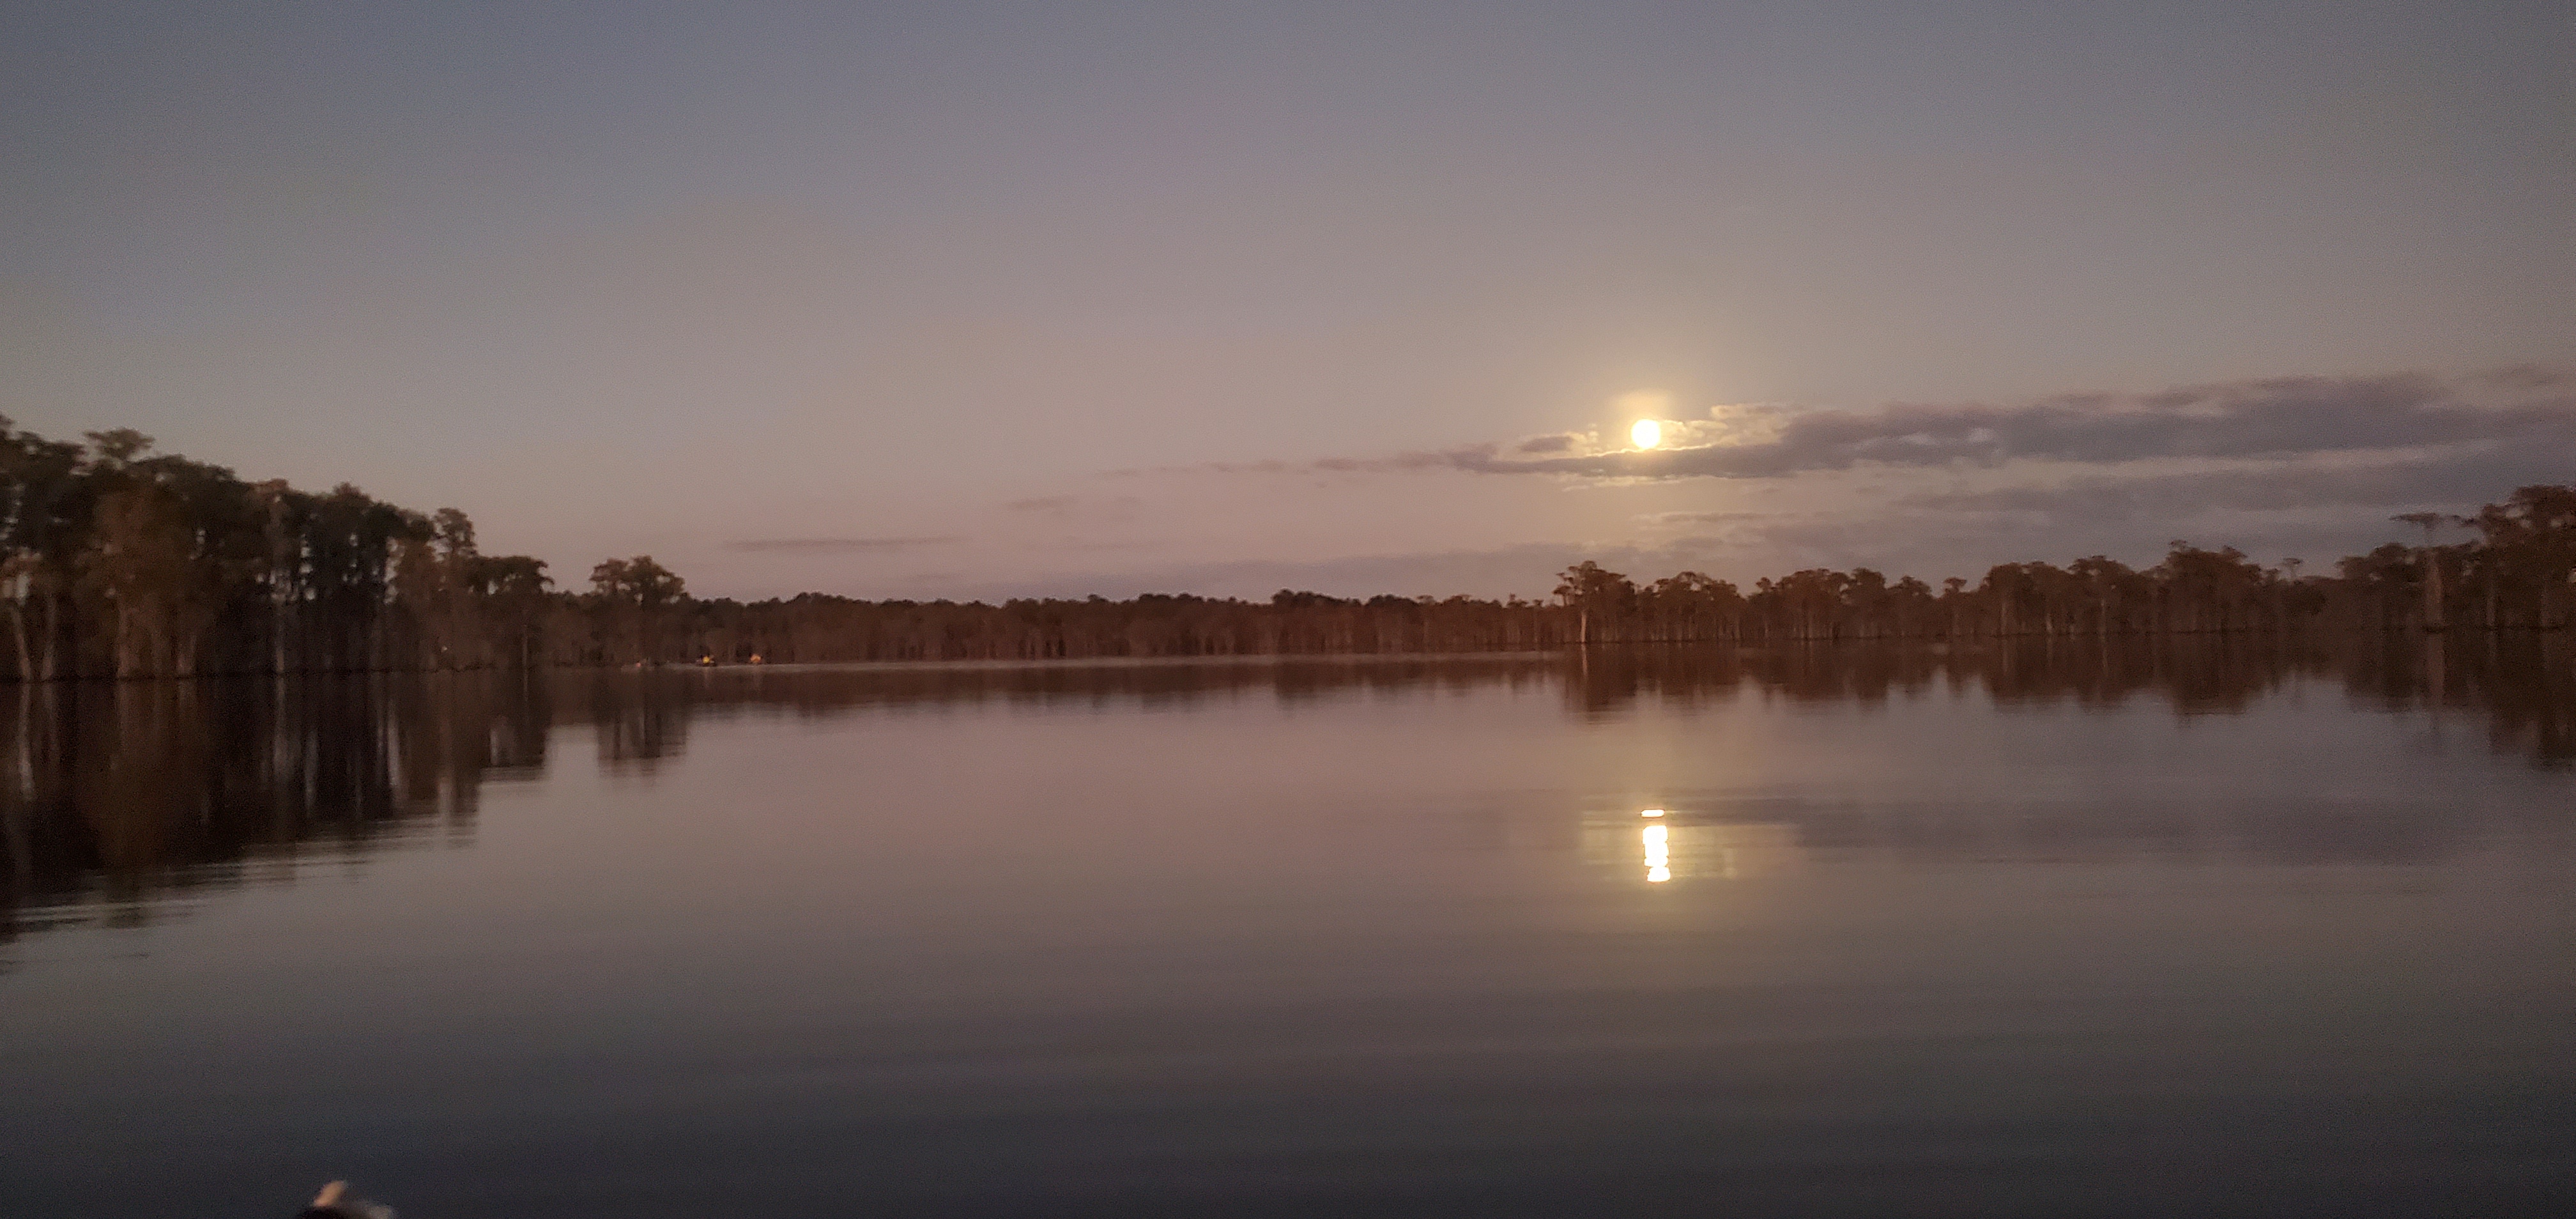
[1643,824,1671,883]
[1631,419,1662,449]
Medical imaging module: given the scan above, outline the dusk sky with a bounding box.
[4,1,2568,601]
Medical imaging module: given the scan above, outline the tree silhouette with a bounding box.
[2,417,2571,676]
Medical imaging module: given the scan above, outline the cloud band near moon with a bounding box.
[1129,368,2574,484]
[724,537,958,553]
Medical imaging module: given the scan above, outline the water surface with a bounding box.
[4,640,2571,1216]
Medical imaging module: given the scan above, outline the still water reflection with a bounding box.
[3,639,2570,1217]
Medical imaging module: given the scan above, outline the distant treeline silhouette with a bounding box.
[4,420,2572,677]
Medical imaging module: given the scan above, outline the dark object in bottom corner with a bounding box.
[298,1181,394,1219]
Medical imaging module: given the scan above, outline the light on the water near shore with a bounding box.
[1631,418,1662,449]
[1643,822,1671,883]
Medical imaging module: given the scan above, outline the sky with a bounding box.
[3,1,2569,601]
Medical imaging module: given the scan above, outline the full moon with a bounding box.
[1631,418,1662,449]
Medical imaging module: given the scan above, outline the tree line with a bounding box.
[5,419,2572,677]
[3,421,553,680]
[1549,484,2576,645]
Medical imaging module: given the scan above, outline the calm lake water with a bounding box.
[4,640,2572,1217]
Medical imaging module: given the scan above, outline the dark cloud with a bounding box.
[1515,433,1580,454]
[1110,450,1489,478]
[726,536,958,553]
[1002,493,1143,519]
[1031,539,1160,553]
[1162,369,2575,482]
[2474,364,2571,392]
[1311,445,1499,474]
[1558,371,2572,478]
[1900,443,2576,525]
[1637,510,1788,526]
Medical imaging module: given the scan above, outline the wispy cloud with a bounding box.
[1004,493,1142,517]
[1636,510,1789,526]
[1897,443,2576,525]
[726,536,958,553]
[1129,369,2575,482]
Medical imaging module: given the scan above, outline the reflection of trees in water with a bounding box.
[0,662,1571,941]
[1567,635,2574,768]
[655,656,1558,720]
[4,647,2565,949]
[1565,636,2329,716]
[0,675,544,946]
[2334,632,2576,767]
[586,673,687,770]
